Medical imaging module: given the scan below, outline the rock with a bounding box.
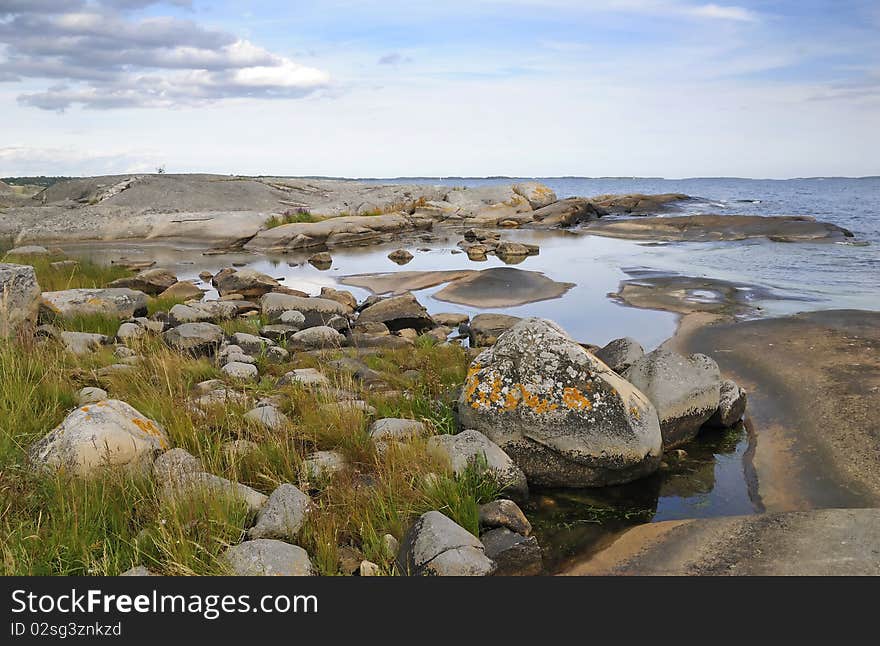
[278,309,306,327]
[308,252,333,269]
[433,312,469,327]
[212,267,279,298]
[222,361,259,381]
[429,430,528,499]
[707,379,747,428]
[369,418,427,442]
[349,332,413,349]
[458,318,662,487]
[383,534,399,557]
[120,565,157,576]
[116,321,146,342]
[466,244,489,261]
[278,368,330,388]
[261,293,349,326]
[388,249,414,265]
[0,263,40,337]
[158,280,203,301]
[479,499,532,536]
[356,293,435,332]
[530,197,603,227]
[494,241,530,257]
[223,539,314,576]
[244,405,290,432]
[59,331,108,355]
[320,400,376,417]
[40,288,147,320]
[153,448,202,483]
[258,324,300,342]
[163,322,225,356]
[30,400,169,476]
[397,511,495,576]
[219,349,255,365]
[327,358,386,388]
[480,527,543,576]
[398,328,418,341]
[512,182,556,209]
[198,271,213,282]
[76,386,108,405]
[468,313,521,346]
[163,471,267,512]
[595,337,645,374]
[302,450,346,482]
[222,439,259,463]
[4,244,50,257]
[265,345,289,363]
[50,260,79,270]
[168,301,237,324]
[319,287,357,310]
[248,484,311,541]
[624,349,722,448]
[289,326,345,350]
[325,314,350,332]
[231,332,272,355]
[109,268,177,296]
[359,560,380,576]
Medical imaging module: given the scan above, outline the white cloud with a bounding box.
[688,3,757,22]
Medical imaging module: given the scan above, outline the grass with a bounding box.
[264,209,322,228]
[2,252,131,292]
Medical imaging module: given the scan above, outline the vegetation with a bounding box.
[1,251,131,292]
[264,208,321,228]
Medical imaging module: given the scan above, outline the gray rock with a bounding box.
[219,350,256,365]
[212,267,279,298]
[512,182,557,209]
[479,499,532,536]
[0,263,40,337]
[223,539,314,576]
[163,322,225,356]
[624,349,722,448]
[76,386,108,405]
[397,511,495,576]
[595,336,644,374]
[222,439,259,463]
[109,268,177,296]
[279,309,306,327]
[320,287,358,310]
[30,399,168,476]
[356,292,435,333]
[468,312,521,346]
[480,527,543,576]
[120,565,158,576]
[302,450,346,482]
[707,379,747,428]
[319,400,376,416]
[359,560,380,576]
[59,331,108,355]
[158,280,203,301]
[222,361,259,381]
[244,405,290,432]
[429,430,528,499]
[153,448,202,483]
[265,345,289,363]
[369,418,427,442]
[277,368,330,388]
[4,244,50,256]
[169,301,237,324]
[116,321,146,342]
[308,252,332,268]
[163,471,267,513]
[231,332,272,355]
[289,325,345,349]
[458,318,662,487]
[40,288,147,320]
[248,484,311,541]
[261,293,349,326]
[530,197,603,228]
[388,249,414,264]
[433,312,469,328]
[258,324,300,342]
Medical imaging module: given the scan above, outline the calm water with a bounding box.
[63,176,879,571]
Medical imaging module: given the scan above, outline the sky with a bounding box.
[0,0,878,178]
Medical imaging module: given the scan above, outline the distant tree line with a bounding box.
[1,176,72,188]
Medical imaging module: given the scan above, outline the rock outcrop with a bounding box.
[0,263,40,337]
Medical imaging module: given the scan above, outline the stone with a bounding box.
[261,293,349,326]
[356,292,435,332]
[349,332,413,349]
[397,511,495,576]
[153,448,202,483]
[168,301,237,324]
[223,539,314,576]
[468,313,521,346]
[458,318,662,487]
[0,263,40,337]
[595,336,645,374]
[429,430,528,499]
[222,439,259,462]
[231,332,273,355]
[259,324,300,342]
[308,252,333,269]
[4,244,50,256]
[278,368,330,388]
[77,386,108,405]
[222,361,259,381]
[278,309,306,327]
[383,534,399,557]
[388,249,414,265]
[494,241,531,257]
[512,182,557,209]
[30,400,169,476]
[530,197,603,227]
[109,268,177,296]
[248,484,311,541]
[466,245,489,261]
[369,418,427,442]
[40,288,147,320]
[158,280,203,301]
[359,560,380,576]
[244,405,290,432]
[163,322,225,356]
[433,312,469,327]
[289,326,345,350]
[212,267,279,298]
[479,499,532,536]
[163,471,267,513]
[434,268,572,309]
[120,565,157,576]
[624,349,722,448]
[198,271,213,282]
[265,345,289,363]
[325,314,350,332]
[116,321,146,342]
[398,328,419,341]
[480,527,543,576]
[320,287,358,310]
[707,379,747,428]
[302,450,346,482]
[59,331,108,355]
[320,400,376,417]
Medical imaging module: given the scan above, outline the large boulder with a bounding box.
[108,268,177,296]
[467,313,521,346]
[40,288,148,319]
[623,349,722,448]
[212,267,279,298]
[30,400,169,476]
[428,430,528,499]
[397,511,496,576]
[223,539,314,576]
[289,325,345,350]
[530,197,604,228]
[0,263,40,337]
[261,293,349,327]
[168,301,237,323]
[458,318,662,487]
[356,292,435,332]
[163,322,225,356]
[512,182,557,209]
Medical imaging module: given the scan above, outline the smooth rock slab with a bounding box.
[223,539,314,576]
[261,293,349,326]
[30,399,169,476]
[434,267,573,308]
[40,288,147,320]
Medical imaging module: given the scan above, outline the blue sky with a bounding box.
[1,0,878,177]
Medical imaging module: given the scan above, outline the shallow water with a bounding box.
[61,176,878,573]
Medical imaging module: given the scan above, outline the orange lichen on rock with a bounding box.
[562,387,593,411]
[131,417,169,448]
